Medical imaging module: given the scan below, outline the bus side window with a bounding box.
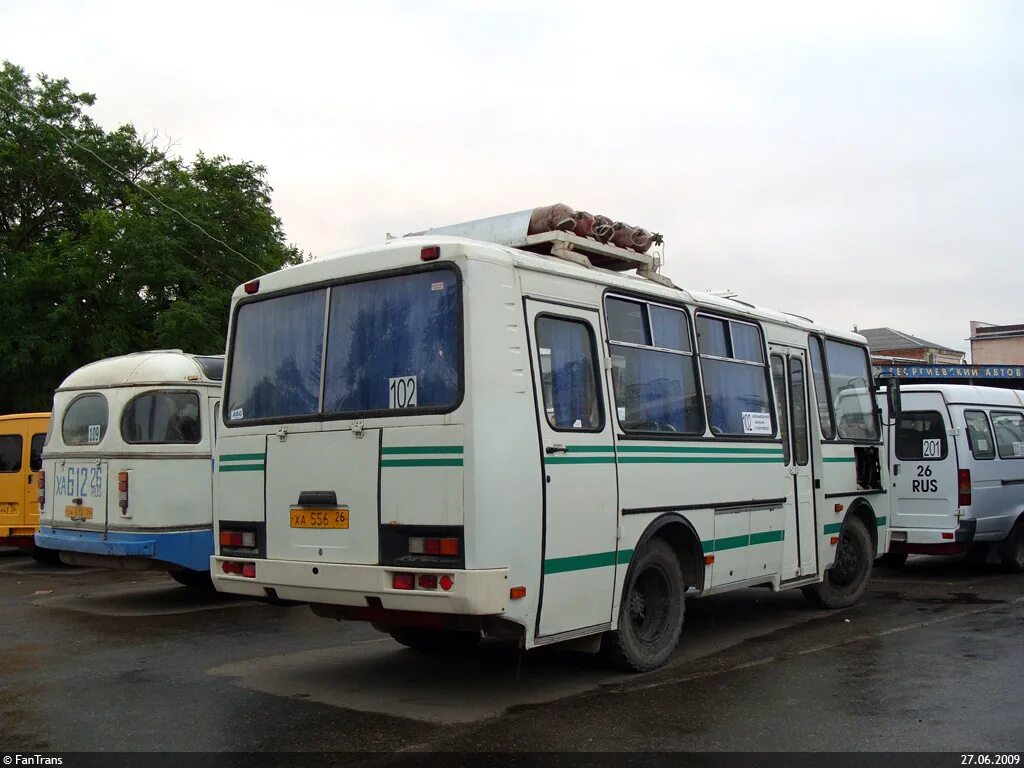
[535,316,603,432]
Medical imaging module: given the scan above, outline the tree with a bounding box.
[0,61,303,412]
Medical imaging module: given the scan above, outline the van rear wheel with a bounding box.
[601,538,684,672]
[389,628,481,653]
[803,516,873,609]
[998,520,1024,574]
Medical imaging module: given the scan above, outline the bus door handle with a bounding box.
[893,464,901,477]
[545,444,568,455]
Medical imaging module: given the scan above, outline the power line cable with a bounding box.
[0,82,268,277]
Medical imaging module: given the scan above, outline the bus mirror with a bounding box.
[883,376,902,421]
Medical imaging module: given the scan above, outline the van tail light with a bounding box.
[118,471,129,515]
[38,469,45,509]
[958,469,972,507]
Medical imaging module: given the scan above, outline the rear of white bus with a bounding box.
[212,245,510,635]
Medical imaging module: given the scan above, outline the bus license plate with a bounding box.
[290,508,349,529]
[0,503,17,516]
[65,506,94,521]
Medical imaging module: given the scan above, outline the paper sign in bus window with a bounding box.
[922,438,942,458]
[87,424,101,444]
[389,376,418,409]
[742,412,772,435]
[1014,441,1024,457]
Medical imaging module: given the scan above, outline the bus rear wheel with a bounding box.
[167,568,215,591]
[875,551,908,569]
[998,519,1024,574]
[389,628,481,654]
[803,516,872,609]
[602,538,684,672]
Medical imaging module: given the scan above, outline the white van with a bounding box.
[36,351,223,586]
[878,383,1024,571]
[211,206,892,671]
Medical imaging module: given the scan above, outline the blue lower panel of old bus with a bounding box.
[35,526,213,571]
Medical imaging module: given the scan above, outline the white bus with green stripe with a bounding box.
[212,205,891,671]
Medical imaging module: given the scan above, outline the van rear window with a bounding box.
[62,394,108,446]
[122,391,201,444]
[0,434,22,472]
[895,410,947,460]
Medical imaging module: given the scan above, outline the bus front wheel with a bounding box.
[602,538,684,672]
[803,516,873,609]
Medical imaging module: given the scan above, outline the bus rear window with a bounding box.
[227,268,461,422]
[122,391,201,444]
[323,270,460,414]
[0,434,22,472]
[62,394,108,446]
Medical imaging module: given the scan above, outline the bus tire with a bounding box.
[389,628,481,654]
[998,519,1024,574]
[601,538,684,672]
[875,552,908,569]
[803,516,872,609]
[167,568,215,591]
[32,546,63,565]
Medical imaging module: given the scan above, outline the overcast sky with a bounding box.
[3,0,1021,357]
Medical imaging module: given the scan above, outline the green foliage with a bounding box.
[0,61,303,412]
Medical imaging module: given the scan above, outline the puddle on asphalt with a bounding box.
[209,638,614,725]
[35,583,259,617]
[873,590,1005,606]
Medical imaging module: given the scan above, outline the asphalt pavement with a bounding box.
[0,550,1020,754]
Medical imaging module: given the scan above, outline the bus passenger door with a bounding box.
[526,301,619,639]
[771,349,818,579]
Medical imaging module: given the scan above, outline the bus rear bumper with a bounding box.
[35,526,213,571]
[211,556,509,615]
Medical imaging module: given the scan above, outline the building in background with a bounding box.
[866,323,1024,391]
[858,327,965,366]
[969,321,1024,364]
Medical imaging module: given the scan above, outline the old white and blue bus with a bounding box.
[37,351,223,587]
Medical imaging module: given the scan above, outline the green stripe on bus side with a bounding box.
[543,548,634,574]
[617,446,783,455]
[380,458,464,468]
[564,445,616,452]
[219,453,266,462]
[617,456,784,464]
[701,530,785,553]
[218,464,265,472]
[381,446,464,455]
[544,456,618,465]
[823,457,856,463]
[824,517,887,536]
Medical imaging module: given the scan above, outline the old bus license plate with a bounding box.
[290,508,349,529]
[65,505,94,521]
[0,503,17,516]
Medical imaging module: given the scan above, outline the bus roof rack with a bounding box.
[406,204,675,287]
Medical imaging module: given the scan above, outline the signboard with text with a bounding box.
[876,364,1024,380]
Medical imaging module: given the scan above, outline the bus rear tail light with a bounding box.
[38,469,45,509]
[221,561,257,578]
[244,279,260,294]
[439,574,454,591]
[118,471,129,515]
[393,572,415,590]
[220,530,256,549]
[417,574,438,589]
[420,246,440,261]
[408,537,459,556]
[958,469,972,507]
